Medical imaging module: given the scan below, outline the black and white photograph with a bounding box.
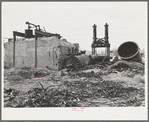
[2,1,148,120]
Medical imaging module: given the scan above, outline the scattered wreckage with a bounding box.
[4,22,145,107]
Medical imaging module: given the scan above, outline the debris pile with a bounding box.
[108,60,144,70]
[5,67,53,81]
[4,60,145,107]
[4,78,145,107]
[4,88,20,107]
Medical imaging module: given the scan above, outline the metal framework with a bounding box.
[13,22,61,68]
[91,23,110,60]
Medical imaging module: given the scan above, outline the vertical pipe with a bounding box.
[35,32,37,68]
[13,32,16,67]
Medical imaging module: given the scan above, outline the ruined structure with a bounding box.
[4,22,79,70]
[4,37,79,70]
[4,22,112,71]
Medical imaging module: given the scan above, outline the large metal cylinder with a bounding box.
[65,54,90,70]
[91,55,109,62]
[118,41,142,63]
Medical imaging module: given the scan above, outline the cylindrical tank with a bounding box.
[118,41,142,63]
[77,54,90,67]
[91,55,110,62]
[65,54,90,70]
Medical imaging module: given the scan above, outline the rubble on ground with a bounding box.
[4,60,145,107]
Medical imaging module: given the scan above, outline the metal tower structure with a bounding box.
[91,23,110,61]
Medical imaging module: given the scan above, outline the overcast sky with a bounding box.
[2,2,147,51]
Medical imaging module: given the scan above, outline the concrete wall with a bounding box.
[4,37,79,70]
[4,42,13,68]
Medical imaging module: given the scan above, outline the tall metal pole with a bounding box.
[35,31,37,68]
[13,32,16,67]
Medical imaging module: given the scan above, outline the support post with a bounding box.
[13,32,16,67]
[105,23,110,61]
[92,24,97,55]
[92,47,95,55]
[92,44,95,55]
[35,32,37,68]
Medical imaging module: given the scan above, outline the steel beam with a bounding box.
[13,31,26,37]
[35,30,61,39]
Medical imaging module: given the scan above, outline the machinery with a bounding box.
[62,24,111,71]
[25,21,61,38]
[91,23,110,61]
[12,22,62,68]
[65,54,91,71]
[3,22,80,70]
[7,22,111,70]
[7,22,142,71]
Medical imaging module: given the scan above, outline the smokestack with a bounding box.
[105,23,109,43]
[93,24,97,43]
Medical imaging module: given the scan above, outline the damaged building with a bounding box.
[4,22,80,70]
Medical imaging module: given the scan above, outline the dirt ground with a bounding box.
[4,61,145,107]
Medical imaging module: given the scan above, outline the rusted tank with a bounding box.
[65,54,91,70]
[118,41,142,63]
